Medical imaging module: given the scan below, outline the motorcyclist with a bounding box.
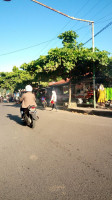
[20,85,37,119]
[41,95,47,109]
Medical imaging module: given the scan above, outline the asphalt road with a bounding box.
[0,102,112,200]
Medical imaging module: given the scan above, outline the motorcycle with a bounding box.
[41,97,47,109]
[22,105,38,128]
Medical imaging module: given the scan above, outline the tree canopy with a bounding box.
[0,66,34,92]
[22,31,109,84]
[0,30,111,97]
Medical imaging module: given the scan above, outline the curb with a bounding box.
[67,108,112,118]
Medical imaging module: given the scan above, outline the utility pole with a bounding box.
[31,0,94,23]
[92,22,96,109]
[31,0,96,108]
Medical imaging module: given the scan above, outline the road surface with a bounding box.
[0,102,112,200]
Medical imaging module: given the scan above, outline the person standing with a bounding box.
[51,90,57,111]
[97,84,106,106]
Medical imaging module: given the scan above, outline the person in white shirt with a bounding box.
[51,90,57,110]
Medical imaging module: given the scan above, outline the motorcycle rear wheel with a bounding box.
[30,119,36,128]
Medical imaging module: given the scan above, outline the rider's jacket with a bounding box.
[20,92,37,108]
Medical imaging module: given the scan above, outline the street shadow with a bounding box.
[3,103,20,108]
[3,103,64,111]
[37,106,45,110]
[37,104,64,111]
[7,114,24,125]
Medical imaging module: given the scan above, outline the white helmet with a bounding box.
[25,85,32,92]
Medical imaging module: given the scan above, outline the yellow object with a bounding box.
[97,89,106,103]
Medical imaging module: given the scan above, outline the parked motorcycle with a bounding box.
[22,105,38,128]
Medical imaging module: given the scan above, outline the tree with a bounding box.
[58,30,79,49]
[42,32,109,104]
[0,67,34,92]
[19,30,110,104]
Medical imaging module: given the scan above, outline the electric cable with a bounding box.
[88,1,112,21]
[72,0,90,20]
[64,0,91,33]
[78,23,92,44]
[95,17,112,25]
[37,19,72,56]
[0,38,56,57]
[80,1,101,19]
[37,0,92,55]
[95,11,112,23]
[29,0,94,57]
[68,1,112,42]
[1,1,111,57]
[84,21,112,45]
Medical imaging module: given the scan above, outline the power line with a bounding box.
[2,0,111,53]
[39,24,90,56]
[94,21,112,37]
[34,0,94,56]
[31,0,95,54]
[35,19,72,56]
[44,0,91,50]
[0,24,89,57]
[1,1,96,57]
[71,0,90,23]
[57,0,91,40]
[66,1,112,42]
[84,21,112,45]
[0,38,56,57]
[80,1,101,19]
[95,17,112,25]
[88,1,112,21]
[95,12,112,23]
[79,24,91,44]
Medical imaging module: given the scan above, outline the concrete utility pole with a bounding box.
[92,22,96,109]
[31,0,96,108]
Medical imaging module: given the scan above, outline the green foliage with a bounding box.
[19,31,110,89]
[0,68,34,91]
[58,30,79,49]
[0,30,111,93]
[106,56,112,79]
[12,66,19,73]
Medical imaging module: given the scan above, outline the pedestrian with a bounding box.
[50,90,57,111]
[97,84,106,106]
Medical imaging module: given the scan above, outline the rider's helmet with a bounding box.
[25,85,33,92]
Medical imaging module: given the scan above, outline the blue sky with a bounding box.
[0,0,112,72]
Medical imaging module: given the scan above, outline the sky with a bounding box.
[0,0,112,72]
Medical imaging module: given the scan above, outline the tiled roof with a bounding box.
[49,79,70,86]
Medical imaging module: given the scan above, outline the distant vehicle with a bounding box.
[41,97,47,109]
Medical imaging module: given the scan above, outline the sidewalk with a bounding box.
[67,106,112,117]
[56,103,112,118]
[38,102,112,118]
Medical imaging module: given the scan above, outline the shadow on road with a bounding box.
[2,102,64,111]
[3,103,20,108]
[7,114,24,126]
